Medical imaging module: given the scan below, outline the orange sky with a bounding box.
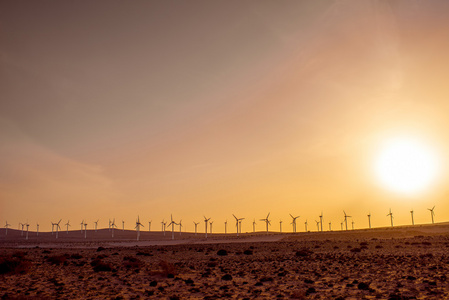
[2,1,449,232]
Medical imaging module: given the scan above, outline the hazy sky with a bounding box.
[2,1,449,232]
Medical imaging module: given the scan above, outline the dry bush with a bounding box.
[91,259,113,272]
[46,255,68,265]
[159,260,178,277]
[123,256,143,270]
[0,256,32,275]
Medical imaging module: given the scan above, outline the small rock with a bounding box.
[221,274,233,281]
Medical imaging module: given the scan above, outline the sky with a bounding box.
[2,0,449,232]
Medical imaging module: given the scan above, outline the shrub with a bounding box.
[295,248,313,257]
[0,256,32,275]
[159,260,177,277]
[123,256,143,270]
[91,259,112,272]
[217,249,228,256]
[46,255,67,265]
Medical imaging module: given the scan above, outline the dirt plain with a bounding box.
[1,224,449,299]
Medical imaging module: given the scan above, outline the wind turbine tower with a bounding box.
[410,210,414,225]
[289,214,299,233]
[193,221,199,235]
[111,219,117,237]
[260,213,271,234]
[252,219,256,233]
[343,211,351,231]
[25,223,30,240]
[319,212,323,232]
[209,221,213,234]
[4,221,11,235]
[55,219,61,239]
[36,223,39,236]
[224,220,227,234]
[148,220,151,232]
[65,220,71,234]
[168,214,177,240]
[352,220,355,230]
[387,209,394,227]
[204,216,211,238]
[280,220,282,233]
[135,216,144,241]
[232,214,242,237]
[367,213,371,229]
[428,206,435,224]
[329,222,331,231]
[122,220,125,231]
[305,220,308,232]
[84,222,88,239]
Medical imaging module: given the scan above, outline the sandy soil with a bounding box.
[1,224,449,299]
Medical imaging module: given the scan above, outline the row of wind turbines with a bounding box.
[3,206,437,241]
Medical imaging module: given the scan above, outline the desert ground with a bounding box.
[1,224,449,299]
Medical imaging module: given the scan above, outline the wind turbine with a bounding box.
[4,221,10,235]
[65,220,71,234]
[260,213,271,234]
[20,223,24,236]
[161,220,166,236]
[111,219,117,237]
[148,220,151,232]
[193,221,199,235]
[179,219,183,235]
[252,219,257,233]
[135,216,144,241]
[94,220,99,232]
[238,218,244,234]
[232,214,241,236]
[305,220,308,232]
[319,212,323,232]
[224,220,227,234]
[36,223,39,236]
[387,209,393,227]
[410,209,414,225]
[280,220,282,233]
[209,221,213,234]
[340,221,343,230]
[343,211,351,231]
[329,222,331,231]
[80,220,84,233]
[83,221,88,239]
[367,213,371,229]
[289,214,300,233]
[168,214,177,240]
[315,220,320,232]
[25,223,30,240]
[122,220,125,231]
[108,219,111,231]
[204,216,211,238]
[352,220,355,230]
[51,221,57,236]
[428,206,435,224]
[55,219,62,239]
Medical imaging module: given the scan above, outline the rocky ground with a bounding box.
[1,227,449,299]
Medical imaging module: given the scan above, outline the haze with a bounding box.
[2,1,449,231]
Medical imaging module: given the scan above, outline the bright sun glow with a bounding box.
[375,137,440,195]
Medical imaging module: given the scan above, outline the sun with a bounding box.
[374,137,440,195]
